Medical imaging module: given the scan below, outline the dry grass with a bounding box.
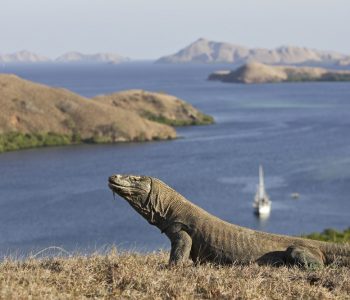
[1,250,349,299]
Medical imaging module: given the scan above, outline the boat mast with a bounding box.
[259,165,265,199]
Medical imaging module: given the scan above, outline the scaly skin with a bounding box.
[108,175,350,267]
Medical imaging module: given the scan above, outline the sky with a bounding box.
[0,0,349,59]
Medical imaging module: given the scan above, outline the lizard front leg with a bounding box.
[165,223,192,266]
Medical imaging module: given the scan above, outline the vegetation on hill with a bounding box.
[303,228,350,243]
[0,132,73,152]
[0,75,213,153]
[0,131,131,153]
[1,250,349,299]
[142,111,213,126]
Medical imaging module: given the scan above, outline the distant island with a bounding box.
[0,74,213,152]
[55,52,129,64]
[208,62,350,84]
[3,39,350,66]
[0,51,129,64]
[0,50,51,63]
[156,38,350,66]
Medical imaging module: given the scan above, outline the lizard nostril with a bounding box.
[109,175,118,182]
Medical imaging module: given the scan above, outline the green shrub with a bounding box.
[84,134,112,144]
[0,132,74,153]
[320,73,350,81]
[142,111,214,126]
[43,132,71,146]
[200,114,215,125]
[303,227,350,243]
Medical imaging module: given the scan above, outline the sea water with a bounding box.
[0,62,349,256]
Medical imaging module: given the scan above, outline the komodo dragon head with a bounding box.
[108,174,186,229]
[108,174,152,206]
[108,174,155,222]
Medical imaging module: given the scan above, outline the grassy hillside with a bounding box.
[0,74,213,153]
[1,250,349,299]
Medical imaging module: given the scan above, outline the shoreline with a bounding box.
[0,114,214,154]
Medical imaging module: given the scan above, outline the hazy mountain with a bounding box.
[157,38,349,65]
[55,52,129,64]
[208,62,350,84]
[0,51,130,64]
[0,50,51,63]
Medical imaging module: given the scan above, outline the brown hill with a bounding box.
[0,74,214,152]
[208,62,350,84]
[0,74,176,142]
[94,90,213,126]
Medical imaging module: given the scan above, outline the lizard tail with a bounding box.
[320,242,350,267]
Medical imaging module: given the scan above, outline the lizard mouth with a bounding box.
[108,182,119,190]
[108,182,131,192]
[108,175,151,200]
[108,178,140,194]
[108,176,130,189]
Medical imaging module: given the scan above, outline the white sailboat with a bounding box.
[253,165,271,216]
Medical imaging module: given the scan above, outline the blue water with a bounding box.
[0,63,350,257]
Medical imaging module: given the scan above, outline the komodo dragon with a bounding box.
[108,174,350,267]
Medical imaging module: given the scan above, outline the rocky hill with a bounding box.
[0,75,212,152]
[55,52,129,64]
[157,38,349,66]
[208,62,350,84]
